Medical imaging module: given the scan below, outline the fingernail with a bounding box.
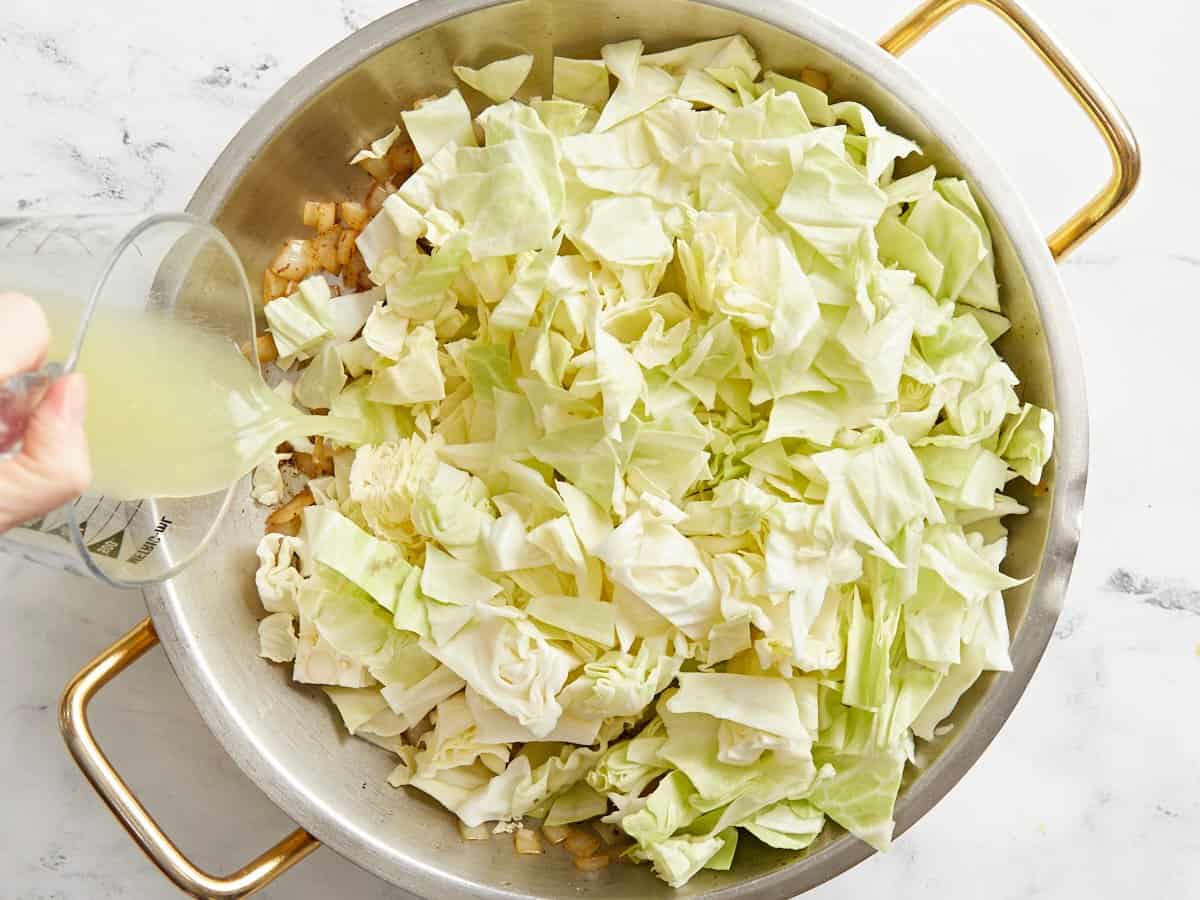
[62,375,87,424]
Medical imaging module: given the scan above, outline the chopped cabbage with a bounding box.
[553,57,610,108]
[264,293,330,359]
[401,89,478,164]
[350,125,402,165]
[454,55,534,103]
[251,35,1054,888]
[258,612,298,663]
[250,452,289,506]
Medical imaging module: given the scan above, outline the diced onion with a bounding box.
[313,436,334,468]
[293,452,321,478]
[315,201,337,233]
[387,139,417,181]
[357,155,392,182]
[336,228,358,267]
[339,201,368,230]
[514,828,543,855]
[266,486,314,526]
[364,180,396,215]
[270,239,314,280]
[314,227,342,273]
[294,443,334,477]
[256,333,278,365]
[343,252,369,291]
[262,269,291,304]
[572,854,610,872]
[592,821,623,845]
[239,334,279,365]
[266,517,301,537]
[563,829,602,858]
[541,824,569,845]
[302,200,321,228]
[458,821,491,842]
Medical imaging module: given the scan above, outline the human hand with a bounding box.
[0,293,90,532]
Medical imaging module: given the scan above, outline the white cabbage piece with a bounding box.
[421,606,575,738]
[258,612,299,663]
[292,624,375,688]
[254,532,306,615]
[597,508,720,640]
[250,453,289,506]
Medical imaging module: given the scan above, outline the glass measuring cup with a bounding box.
[0,213,258,587]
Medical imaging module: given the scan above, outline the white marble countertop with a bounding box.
[2,0,1196,897]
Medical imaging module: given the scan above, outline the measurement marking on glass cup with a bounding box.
[86,501,143,560]
[74,496,103,534]
[87,501,121,540]
[126,516,172,565]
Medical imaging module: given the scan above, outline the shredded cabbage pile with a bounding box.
[253,35,1054,887]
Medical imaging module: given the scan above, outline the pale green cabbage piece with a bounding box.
[998,402,1055,484]
[809,749,907,851]
[553,57,611,108]
[301,506,415,612]
[251,34,1054,889]
[420,545,501,607]
[740,798,825,850]
[328,285,385,343]
[453,55,534,103]
[401,89,478,164]
[594,40,678,133]
[382,665,465,725]
[544,781,609,826]
[666,673,810,745]
[294,343,347,410]
[264,292,330,359]
[527,594,615,646]
[598,506,720,639]
[558,645,681,718]
[350,125,402,166]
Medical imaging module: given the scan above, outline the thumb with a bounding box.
[0,373,91,532]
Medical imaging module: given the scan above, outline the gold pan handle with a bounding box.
[59,618,320,898]
[880,0,1141,260]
